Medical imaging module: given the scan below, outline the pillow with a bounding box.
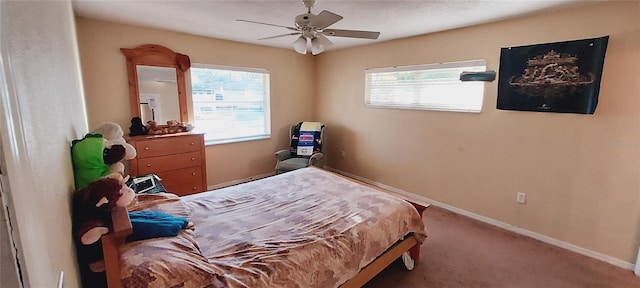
[126,210,189,242]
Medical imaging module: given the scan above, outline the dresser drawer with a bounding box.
[137,151,202,175]
[134,134,203,158]
[127,132,207,196]
[155,167,205,196]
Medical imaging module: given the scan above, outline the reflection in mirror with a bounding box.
[140,102,153,123]
[136,65,180,124]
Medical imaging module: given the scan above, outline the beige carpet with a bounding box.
[364,206,640,288]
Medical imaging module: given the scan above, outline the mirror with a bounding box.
[121,44,190,124]
[136,65,179,123]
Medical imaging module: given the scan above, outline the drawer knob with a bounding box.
[192,186,197,190]
[191,157,196,161]
[190,142,195,145]
[144,147,150,150]
[146,164,151,167]
[192,172,196,176]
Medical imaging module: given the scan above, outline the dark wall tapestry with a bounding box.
[497,36,609,114]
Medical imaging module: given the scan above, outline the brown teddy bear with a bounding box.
[166,119,183,134]
[146,120,164,135]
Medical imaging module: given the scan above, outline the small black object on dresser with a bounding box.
[129,117,148,136]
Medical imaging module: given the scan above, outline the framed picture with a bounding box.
[497,36,609,114]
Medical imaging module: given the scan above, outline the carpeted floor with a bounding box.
[364,206,640,288]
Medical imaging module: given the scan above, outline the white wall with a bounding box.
[0,1,86,287]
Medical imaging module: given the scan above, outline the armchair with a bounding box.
[275,123,326,174]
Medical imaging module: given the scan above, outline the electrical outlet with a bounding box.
[516,192,526,204]
[340,150,346,158]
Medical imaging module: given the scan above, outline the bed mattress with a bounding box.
[118,167,427,287]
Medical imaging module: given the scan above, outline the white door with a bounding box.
[0,131,22,287]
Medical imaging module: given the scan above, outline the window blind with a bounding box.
[365,60,486,112]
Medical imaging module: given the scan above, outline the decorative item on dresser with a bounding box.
[127,132,207,196]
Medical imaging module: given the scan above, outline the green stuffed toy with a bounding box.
[71,122,137,189]
[72,134,110,190]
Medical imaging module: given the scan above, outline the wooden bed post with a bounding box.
[102,206,133,288]
[102,234,122,288]
[408,202,427,261]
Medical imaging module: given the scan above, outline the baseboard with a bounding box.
[325,167,637,272]
[325,167,432,209]
[207,172,274,191]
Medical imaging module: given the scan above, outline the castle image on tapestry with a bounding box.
[497,36,609,114]
[509,50,593,99]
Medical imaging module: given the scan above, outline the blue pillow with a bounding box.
[126,210,188,242]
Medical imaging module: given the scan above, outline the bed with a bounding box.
[101,167,428,287]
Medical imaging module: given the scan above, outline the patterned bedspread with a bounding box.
[119,167,428,287]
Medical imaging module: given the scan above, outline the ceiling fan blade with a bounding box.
[236,19,298,31]
[308,10,343,29]
[258,32,302,40]
[322,29,380,39]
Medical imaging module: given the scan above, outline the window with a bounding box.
[365,60,486,112]
[191,64,271,144]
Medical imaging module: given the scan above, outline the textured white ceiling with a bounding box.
[72,0,584,52]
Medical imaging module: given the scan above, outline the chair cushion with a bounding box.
[278,158,310,172]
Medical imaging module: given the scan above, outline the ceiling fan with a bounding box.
[237,0,380,55]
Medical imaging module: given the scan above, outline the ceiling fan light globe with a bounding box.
[311,38,325,55]
[293,36,308,54]
[311,46,324,55]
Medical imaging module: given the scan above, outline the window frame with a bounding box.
[364,60,487,113]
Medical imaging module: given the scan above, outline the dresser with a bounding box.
[127,132,207,196]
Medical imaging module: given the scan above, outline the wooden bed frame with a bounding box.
[101,192,427,288]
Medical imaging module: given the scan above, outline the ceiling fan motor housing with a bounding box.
[295,13,314,29]
[237,0,379,55]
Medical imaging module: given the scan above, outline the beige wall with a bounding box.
[75,18,316,185]
[76,1,640,265]
[316,1,640,263]
[1,1,86,287]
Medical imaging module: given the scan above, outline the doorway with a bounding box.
[0,128,22,287]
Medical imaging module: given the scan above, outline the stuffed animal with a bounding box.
[73,173,136,272]
[129,117,148,136]
[91,122,137,174]
[146,120,164,135]
[166,120,182,134]
[71,122,137,190]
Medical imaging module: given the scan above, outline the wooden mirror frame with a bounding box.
[121,44,190,123]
